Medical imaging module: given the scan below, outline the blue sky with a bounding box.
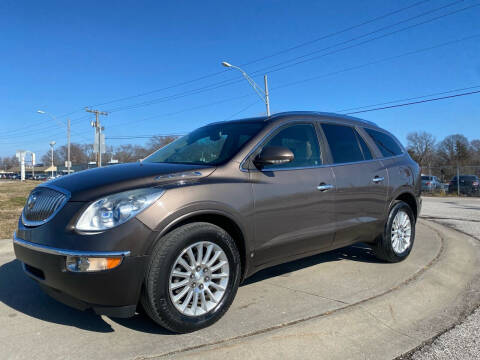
[1,0,479,158]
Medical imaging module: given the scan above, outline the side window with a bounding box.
[364,128,403,157]
[356,131,373,160]
[261,124,321,169]
[321,124,367,164]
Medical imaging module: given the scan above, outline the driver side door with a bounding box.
[248,122,336,268]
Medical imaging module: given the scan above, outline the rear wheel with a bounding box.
[373,201,415,263]
[141,222,241,333]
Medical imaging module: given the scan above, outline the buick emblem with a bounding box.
[27,193,37,210]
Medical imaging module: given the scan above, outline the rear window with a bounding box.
[364,128,403,157]
[461,176,478,181]
[422,176,432,180]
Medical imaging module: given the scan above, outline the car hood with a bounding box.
[45,162,215,201]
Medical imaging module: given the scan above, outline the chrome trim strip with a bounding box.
[317,184,335,191]
[13,233,131,257]
[155,171,202,180]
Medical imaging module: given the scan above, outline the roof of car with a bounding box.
[210,111,379,128]
[268,111,379,127]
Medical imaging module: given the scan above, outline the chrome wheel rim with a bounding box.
[169,241,230,317]
[391,210,412,254]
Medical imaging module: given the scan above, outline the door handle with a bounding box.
[317,184,334,191]
[372,176,385,183]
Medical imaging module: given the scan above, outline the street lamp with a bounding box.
[38,110,71,174]
[221,61,270,116]
[49,141,56,178]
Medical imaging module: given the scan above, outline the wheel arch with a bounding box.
[392,191,418,220]
[157,210,250,282]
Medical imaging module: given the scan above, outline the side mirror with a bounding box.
[254,146,294,169]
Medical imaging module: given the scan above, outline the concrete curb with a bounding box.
[158,220,480,359]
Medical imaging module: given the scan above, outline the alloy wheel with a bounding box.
[391,210,412,254]
[169,241,230,317]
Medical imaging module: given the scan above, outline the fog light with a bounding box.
[66,256,123,272]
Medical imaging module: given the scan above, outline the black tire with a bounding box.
[141,222,241,333]
[373,201,415,263]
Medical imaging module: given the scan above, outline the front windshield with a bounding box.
[144,121,266,166]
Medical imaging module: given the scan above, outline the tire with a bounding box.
[373,201,415,263]
[141,222,241,333]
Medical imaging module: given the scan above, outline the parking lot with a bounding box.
[0,196,478,359]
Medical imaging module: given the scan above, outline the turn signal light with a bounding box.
[66,256,123,272]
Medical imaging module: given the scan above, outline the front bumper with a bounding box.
[13,234,148,317]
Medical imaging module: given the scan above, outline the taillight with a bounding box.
[426,182,430,185]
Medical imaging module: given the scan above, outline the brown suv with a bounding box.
[13,111,421,333]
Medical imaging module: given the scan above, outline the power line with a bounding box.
[100,34,480,132]
[240,0,435,67]
[105,86,480,141]
[96,0,478,115]
[1,0,473,138]
[270,34,480,92]
[84,0,434,109]
[250,1,479,77]
[343,89,480,114]
[338,84,480,112]
[3,30,478,145]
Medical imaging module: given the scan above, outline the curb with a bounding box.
[159,220,480,360]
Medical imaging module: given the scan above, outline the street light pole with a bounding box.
[49,141,56,177]
[221,61,271,116]
[37,110,70,174]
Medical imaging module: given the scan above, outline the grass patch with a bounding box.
[0,181,37,239]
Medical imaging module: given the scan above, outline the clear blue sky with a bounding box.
[1,0,479,158]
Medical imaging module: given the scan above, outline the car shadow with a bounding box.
[243,243,380,286]
[0,243,379,334]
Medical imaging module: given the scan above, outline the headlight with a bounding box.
[75,188,165,231]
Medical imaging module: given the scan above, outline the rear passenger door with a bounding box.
[320,123,388,247]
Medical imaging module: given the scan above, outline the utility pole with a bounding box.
[49,141,56,178]
[37,111,69,175]
[85,108,108,167]
[67,118,71,174]
[264,75,270,116]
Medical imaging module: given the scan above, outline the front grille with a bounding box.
[22,187,69,226]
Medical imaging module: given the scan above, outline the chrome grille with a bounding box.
[22,187,69,226]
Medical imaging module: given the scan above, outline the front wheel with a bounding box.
[141,222,241,333]
[373,201,415,263]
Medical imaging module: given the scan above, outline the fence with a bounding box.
[421,165,480,197]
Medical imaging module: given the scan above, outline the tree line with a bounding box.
[0,135,177,170]
[406,132,480,181]
[1,132,479,180]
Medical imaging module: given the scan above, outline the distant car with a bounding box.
[448,175,480,195]
[421,175,442,192]
[35,174,48,181]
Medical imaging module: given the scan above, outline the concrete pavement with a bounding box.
[0,217,479,359]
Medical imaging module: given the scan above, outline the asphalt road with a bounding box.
[0,198,479,359]
[409,196,480,360]
[420,196,480,240]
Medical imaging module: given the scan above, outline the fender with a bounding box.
[142,202,254,279]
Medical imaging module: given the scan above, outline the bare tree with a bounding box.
[471,139,480,166]
[147,135,178,154]
[437,134,471,166]
[406,131,436,166]
[114,144,150,163]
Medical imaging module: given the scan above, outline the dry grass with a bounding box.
[0,181,37,239]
